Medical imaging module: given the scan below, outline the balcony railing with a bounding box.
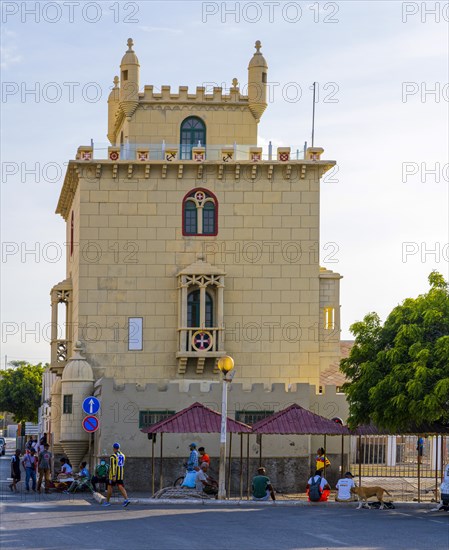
[177,327,225,357]
[50,339,70,373]
[81,142,308,162]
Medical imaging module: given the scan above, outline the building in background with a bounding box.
[38,367,56,436]
[48,40,345,489]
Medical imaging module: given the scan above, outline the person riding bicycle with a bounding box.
[179,443,200,488]
[186,443,199,472]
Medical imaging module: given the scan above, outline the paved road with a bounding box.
[1,491,448,549]
[0,444,447,550]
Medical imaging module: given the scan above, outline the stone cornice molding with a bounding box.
[56,159,336,220]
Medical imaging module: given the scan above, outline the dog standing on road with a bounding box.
[351,486,392,509]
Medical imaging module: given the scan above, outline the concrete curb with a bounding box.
[93,492,105,504]
[92,493,438,509]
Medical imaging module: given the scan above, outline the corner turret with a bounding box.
[60,341,94,467]
[247,40,268,122]
[119,38,140,120]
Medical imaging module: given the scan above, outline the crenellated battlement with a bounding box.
[107,40,268,145]
[139,84,249,104]
[94,378,348,421]
[107,380,311,394]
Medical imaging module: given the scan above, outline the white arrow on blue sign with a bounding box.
[82,396,100,415]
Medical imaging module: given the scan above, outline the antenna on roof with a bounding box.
[311,82,317,147]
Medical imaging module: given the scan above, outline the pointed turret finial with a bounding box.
[255,40,262,52]
[73,340,84,353]
[127,38,134,52]
[113,76,119,88]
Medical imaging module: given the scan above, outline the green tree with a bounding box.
[341,271,449,431]
[0,362,46,424]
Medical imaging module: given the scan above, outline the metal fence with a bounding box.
[349,435,449,502]
[350,435,448,478]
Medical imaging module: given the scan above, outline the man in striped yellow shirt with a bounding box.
[102,443,130,507]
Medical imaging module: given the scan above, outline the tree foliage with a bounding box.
[341,272,449,431]
[0,362,46,424]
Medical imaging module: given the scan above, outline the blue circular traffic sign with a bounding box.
[82,415,99,433]
[82,396,100,415]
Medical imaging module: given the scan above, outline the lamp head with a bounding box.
[217,355,234,374]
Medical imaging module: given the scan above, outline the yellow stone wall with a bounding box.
[62,161,336,389]
[117,91,258,147]
[318,269,342,374]
[66,186,81,347]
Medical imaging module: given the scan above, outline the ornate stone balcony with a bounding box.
[50,339,70,376]
[49,278,72,376]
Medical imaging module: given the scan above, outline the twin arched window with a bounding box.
[180,116,206,160]
[187,290,214,327]
[183,189,218,236]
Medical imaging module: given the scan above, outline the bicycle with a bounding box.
[173,464,217,487]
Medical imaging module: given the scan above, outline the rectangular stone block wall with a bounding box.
[126,107,258,147]
[74,163,324,386]
[94,380,312,458]
[67,186,81,346]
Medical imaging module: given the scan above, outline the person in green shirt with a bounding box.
[91,459,109,492]
[252,467,275,501]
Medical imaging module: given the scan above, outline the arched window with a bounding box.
[203,202,215,235]
[182,189,218,236]
[184,201,197,235]
[187,290,213,328]
[180,116,206,160]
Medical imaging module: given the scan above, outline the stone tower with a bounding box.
[48,39,343,487]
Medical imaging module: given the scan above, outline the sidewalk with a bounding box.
[92,490,440,509]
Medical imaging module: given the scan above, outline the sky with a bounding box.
[1,0,448,365]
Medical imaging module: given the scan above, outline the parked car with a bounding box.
[0,437,5,455]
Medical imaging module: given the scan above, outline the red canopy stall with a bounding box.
[252,403,349,484]
[141,402,251,495]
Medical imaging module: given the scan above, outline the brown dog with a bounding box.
[351,486,392,509]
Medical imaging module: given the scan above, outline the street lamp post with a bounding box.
[217,355,235,500]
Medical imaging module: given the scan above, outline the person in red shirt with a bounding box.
[198,447,210,465]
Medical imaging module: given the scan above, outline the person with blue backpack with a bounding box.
[307,470,331,502]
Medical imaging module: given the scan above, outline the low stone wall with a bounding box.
[94,379,349,459]
[119,455,348,495]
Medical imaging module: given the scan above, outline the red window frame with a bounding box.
[182,188,218,236]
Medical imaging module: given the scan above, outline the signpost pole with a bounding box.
[88,431,91,472]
